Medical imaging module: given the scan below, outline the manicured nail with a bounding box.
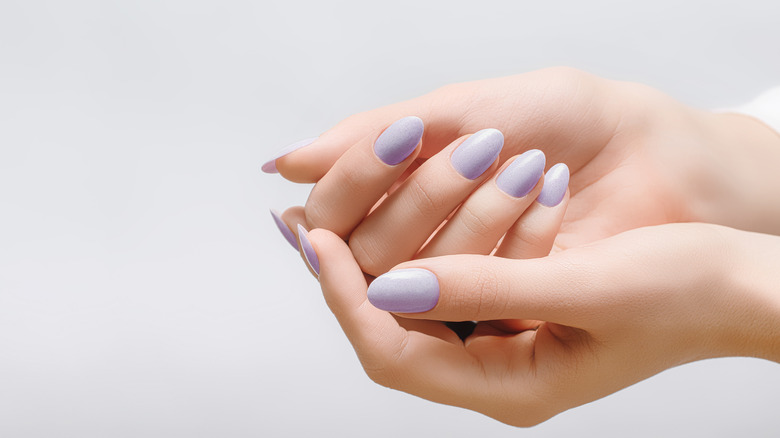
[450,128,504,180]
[297,224,320,276]
[495,149,546,198]
[261,137,318,174]
[367,268,439,313]
[537,163,570,207]
[374,116,424,166]
[269,209,298,250]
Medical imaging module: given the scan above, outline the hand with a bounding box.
[272,129,571,276]
[301,222,780,426]
[266,68,780,263]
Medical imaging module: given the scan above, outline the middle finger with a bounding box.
[349,128,504,276]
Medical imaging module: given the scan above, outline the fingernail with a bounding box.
[261,137,318,174]
[450,129,504,180]
[297,224,320,277]
[495,149,546,198]
[374,116,424,166]
[367,268,439,313]
[537,163,570,207]
[269,209,298,250]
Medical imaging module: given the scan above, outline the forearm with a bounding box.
[710,228,780,362]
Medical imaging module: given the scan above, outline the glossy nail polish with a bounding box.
[297,224,320,276]
[495,149,546,198]
[270,209,298,250]
[261,137,318,174]
[367,268,439,313]
[537,163,570,207]
[450,129,504,180]
[374,116,424,166]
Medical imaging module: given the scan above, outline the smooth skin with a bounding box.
[277,172,570,279]
[274,67,780,245]
[267,67,780,426]
[304,223,780,427]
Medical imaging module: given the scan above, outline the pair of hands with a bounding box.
[267,67,780,426]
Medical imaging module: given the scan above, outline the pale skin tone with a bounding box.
[269,67,780,426]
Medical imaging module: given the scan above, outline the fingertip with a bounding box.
[269,208,299,250]
[494,149,547,199]
[275,142,340,183]
[305,228,366,293]
[305,227,346,255]
[536,163,570,207]
[297,224,320,278]
[367,268,440,314]
[262,137,318,175]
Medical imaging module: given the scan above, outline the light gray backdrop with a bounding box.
[1,0,778,436]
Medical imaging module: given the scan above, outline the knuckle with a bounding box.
[362,363,394,388]
[357,332,409,389]
[483,394,554,428]
[458,203,499,239]
[506,221,547,251]
[406,175,449,217]
[491,390,558,427]
[459,264,507,319]
[303,198,328,230]
[543,65,590,83]
[334,111,375,132]
[348,233,390,277]
[304,167,366,234]
[532,66,599,108]
[332,163,367,198]
[503,411,551,428]
[432,81,467,96]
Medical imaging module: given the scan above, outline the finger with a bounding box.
[308,228,489,404]
[348,129,504,276]
[496,163,571,259]
[417,150,546,258]
[269,69,623,184]
[366,253,599,326]
[270,93,455,183]
[303,117,424,238]
[269,207,308,250]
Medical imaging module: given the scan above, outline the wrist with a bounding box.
[688,112,780,235]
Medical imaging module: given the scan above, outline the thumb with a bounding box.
[366,252,603,327]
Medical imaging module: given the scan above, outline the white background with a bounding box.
[1,0,779,436]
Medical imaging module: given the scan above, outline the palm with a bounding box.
[557,151,680,250]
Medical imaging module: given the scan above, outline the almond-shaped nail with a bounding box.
[495,149,546,198]
[297,224,319,277]
[374,116,424,166]
[367,268,439,313]
[450,129,504,180]
[261,137,318,174]
[537,163,570,207]
[270,209,298,250]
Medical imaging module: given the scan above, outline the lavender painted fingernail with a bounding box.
[261,137,318,174]
[374,116,424,166]
[270,209,298,250]
[297,224,320,276]
[537,163,570,207]
[367,268,439,313]
[496,149,546,198]
[450,129,504,180]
